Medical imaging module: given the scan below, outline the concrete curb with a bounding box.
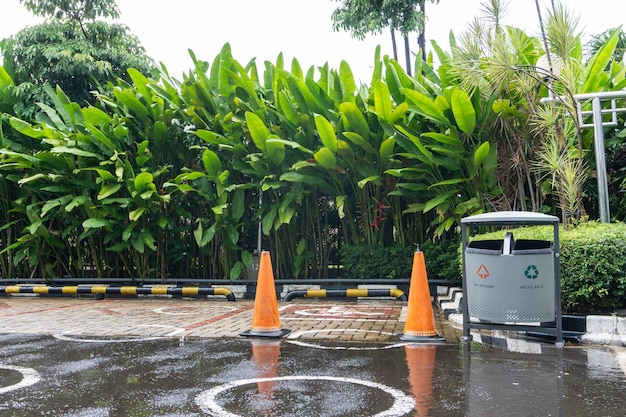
[437,287,626,347]
[583,316,626,346]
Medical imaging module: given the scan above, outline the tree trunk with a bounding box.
[418,1,426,61]
[390,27,398,61]
[404,35,412,76]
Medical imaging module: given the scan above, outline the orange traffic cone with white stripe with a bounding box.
[398,250,445,342]
[241,251,290,338]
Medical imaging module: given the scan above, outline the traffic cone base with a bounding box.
[241,328,291,338]
[398,251,445,343]
[397,331,445,342]
[240,251,291,339]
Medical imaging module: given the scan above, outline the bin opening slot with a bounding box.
[466,239,503,255]
[512,239,552,254]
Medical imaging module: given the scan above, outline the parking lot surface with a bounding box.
[0,296,460,343]
[2,296,626,416]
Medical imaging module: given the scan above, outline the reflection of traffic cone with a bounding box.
[398,251,445,342]
[251,340,281,401]
[241,251,291,338]
[405,345,436,416]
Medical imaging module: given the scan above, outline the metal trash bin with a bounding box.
[465,233,555,323]
[461,211,563,346]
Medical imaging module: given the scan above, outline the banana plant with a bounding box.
[1,113,95,278]
[390,69,498,237]
[0,38,522,280]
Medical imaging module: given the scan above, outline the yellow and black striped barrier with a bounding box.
[282,288,406,301]
[0,285,236,301]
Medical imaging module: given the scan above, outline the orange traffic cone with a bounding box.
[251,339,281,401]
[398,251,445,342]
[405,345,436,416]
[240,251,291,338]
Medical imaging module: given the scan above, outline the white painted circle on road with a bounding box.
[286,329,409,350]
[53,333,163,343]
[153,305,237,315]
[294,305,387,317]
[0,365,40,394]
[195,375,415,417]
[53,324,185,342]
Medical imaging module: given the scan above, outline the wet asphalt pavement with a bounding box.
[1,333,625,417]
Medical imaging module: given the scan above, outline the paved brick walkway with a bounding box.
[0,296,460,343]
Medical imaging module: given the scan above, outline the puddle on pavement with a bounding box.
[0,368,23,390]
[0,333,624,416]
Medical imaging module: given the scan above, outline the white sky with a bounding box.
[1,0,625,83]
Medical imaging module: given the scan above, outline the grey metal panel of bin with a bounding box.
[465,237,555,323]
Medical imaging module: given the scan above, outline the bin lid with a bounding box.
[461,211,559,225]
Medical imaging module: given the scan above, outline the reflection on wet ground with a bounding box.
[0,334,625,416]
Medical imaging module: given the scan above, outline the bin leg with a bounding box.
[461,296,472,343]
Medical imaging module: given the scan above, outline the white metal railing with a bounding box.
[540,90,626,223]
[574,91,626,129]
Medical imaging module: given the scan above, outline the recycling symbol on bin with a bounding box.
[524,265,539,279]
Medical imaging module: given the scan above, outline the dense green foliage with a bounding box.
[332,0,432,40]
[446,5,626,229]
[420,234,461,280]
[340,235,461,280]
[340,244,414,279]
[20,0,121,20]
[331,0,438,70]
[469,222,626,313]
[586,27,626,63]
[1,0,626,309]
[1,0,153,119]
[0,43,497,280]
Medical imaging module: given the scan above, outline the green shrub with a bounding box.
[339,245,414,279]
[340,238,462,280]
[421,234,462,281]
[465,222,626,313]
